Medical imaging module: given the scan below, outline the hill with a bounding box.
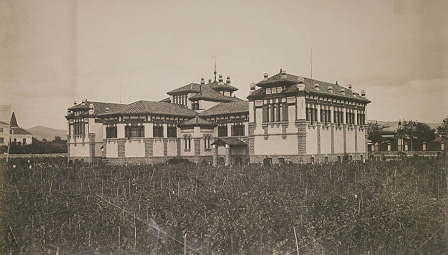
[27,126,66,141]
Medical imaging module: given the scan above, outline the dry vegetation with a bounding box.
[0,157,446,254]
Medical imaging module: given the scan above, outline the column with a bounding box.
[212,145,218,166]
[316,103,321,123]
[225,144,231,165]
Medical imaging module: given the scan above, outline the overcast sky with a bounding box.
[1,0,447,130]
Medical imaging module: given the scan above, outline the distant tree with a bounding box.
[8,137,67,154]
[367,122,388,144]
[398,121,436,150]
[413,122,436,143]
[437,116,448,140]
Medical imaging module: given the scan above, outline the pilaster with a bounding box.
[295,120,307,155]
[194,138,201,156]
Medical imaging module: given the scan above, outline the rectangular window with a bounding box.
[218,126,228,137]
[204,136,211,149]
[106,126,117,138]
[306,106,310,121]
[167,126,177,137]
[125,126,144,138]
[74,121,85,135]
[262,104,268,122]
[153,126,163,137]
[276,103,281,122]
[184,136,191,150]
[282,103,288,121]
[231,124,245,136]
[0,138,3,143]
[192,101,199,110]
[23,138,27,144]
[0,128,3,133]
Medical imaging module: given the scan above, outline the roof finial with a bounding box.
[214,57,217,82]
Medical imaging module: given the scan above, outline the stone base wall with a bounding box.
[250,152,368,165]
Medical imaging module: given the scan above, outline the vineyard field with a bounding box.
[0,157,446,254]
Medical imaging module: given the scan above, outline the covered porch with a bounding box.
[211,137,248,166]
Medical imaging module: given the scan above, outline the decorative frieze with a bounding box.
[317,125,321,154]
[144,138,153,157]
[117,139,126,158]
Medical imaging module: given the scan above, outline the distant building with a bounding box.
[0,120,10,146]
[0,106,33,146]
[66,69,370,164]
[9,112,33,145]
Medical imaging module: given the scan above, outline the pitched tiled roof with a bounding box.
[212,137,247,146]
[250,72,370,102]
[11,127,32,135]
[208,81,238,92]
[167,83,201,95]
[99,100,197,117]
[199,101,249,116]
[189,85,243,102]
[69,101,125,114]
[160,97,171,103]
[178,116,216,127]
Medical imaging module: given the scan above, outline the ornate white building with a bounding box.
[66,70,370,165]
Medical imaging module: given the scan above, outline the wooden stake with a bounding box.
[184,233,187,255]
[134,212,137,248]
[293,226,300,255]
[118,226,121,252]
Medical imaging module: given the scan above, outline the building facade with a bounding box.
[247,70,370,164]
[66,70,370,165]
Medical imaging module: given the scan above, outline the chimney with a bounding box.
[336,81,338,85]
[89,103,94,114]
[249,83,256,94]
[340,88,345,94]
[348,84,352,90]
[297,76,305,91]
[208,78,212,83]
[328,86,333,93]
[218,74,224,85]
[281,69,287,79]
[226,76,231,85]
[314,83,320,91]
[361,90,366,97]
[74,101,77,105]
[105,107,110,113]
[200,77,205,85]
[263,73,268,81]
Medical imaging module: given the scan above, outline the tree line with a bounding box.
[0,136,67,154]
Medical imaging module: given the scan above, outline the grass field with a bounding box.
[0,157,446,254]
